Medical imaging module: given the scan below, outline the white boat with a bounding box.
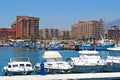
[68,50,105,73]
[2,57,33,76]
[34,51,73,74]
[103,56,120,72]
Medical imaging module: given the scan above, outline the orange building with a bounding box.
[71,20,104,39]
[11,16,40,38]
[0,28,15,39]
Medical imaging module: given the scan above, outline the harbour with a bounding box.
[1,0,120,79]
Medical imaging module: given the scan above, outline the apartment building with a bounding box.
[11,16,40,38]
[0,28,15,39]
[107,25,120,40]
[59,30,71,39]
[71,24,78,38]
[40,28,59,39]
[71,20,104,39]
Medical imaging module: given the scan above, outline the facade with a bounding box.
[107,25,120,40]
[11,16,40,38]
[59,30,71,39]
[0,28,15,39]
[71,20,104,39]
[40,28,59,39]
[71,24,78,38]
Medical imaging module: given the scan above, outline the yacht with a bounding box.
[34,51,73,74]
[67,50,105,73]
[2,57,33,76]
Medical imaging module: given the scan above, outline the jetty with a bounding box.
[1,72,120,80]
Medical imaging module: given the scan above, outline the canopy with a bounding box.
[78,50,99,55]
[43,51,62,59]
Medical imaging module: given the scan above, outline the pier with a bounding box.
[1,72,120,80]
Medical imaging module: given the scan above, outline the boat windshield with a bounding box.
[10,57,29,62]
[55,58,64,61]
[45,58,64,62]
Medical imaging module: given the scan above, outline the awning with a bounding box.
[43,51,62,58]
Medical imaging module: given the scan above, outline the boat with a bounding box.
[2,57,33,76]
[47,41,63,50]
[103,56,120,72]
[67,50,105,73]
[34,51,73,74]
[107,45,120,51]
[78,37,115,51]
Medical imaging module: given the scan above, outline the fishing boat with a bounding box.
[2,57,33,76]
[47,41,63,50]
[34,51,73,74]
[78,37,115,51]
[67,50,105,73]
[107,45,120,51]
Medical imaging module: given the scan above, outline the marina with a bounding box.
[1,0,120,79]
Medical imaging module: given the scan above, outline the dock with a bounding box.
[1,72,120,80]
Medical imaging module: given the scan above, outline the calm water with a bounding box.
[0,47,120,76]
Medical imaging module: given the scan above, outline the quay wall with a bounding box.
[0,72,120,80]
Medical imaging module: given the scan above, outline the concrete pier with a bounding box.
[0,72,120,80]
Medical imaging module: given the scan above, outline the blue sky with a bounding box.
[0,0,120,30]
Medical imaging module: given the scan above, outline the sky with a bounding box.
[0,0,120,30]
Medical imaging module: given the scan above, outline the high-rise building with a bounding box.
[71,20,104,39]
[71,24,78,38]
[11,16,40,38]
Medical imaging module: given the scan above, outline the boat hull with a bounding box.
[34,67,71,74]
[2,70,33,76]
[103,62,120,72]
[71,65,103,73]
[79,44,115,50]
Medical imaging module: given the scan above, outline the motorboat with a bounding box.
[34,51,73,74]
[103,56,120,72]
[67,50,105,73]
[2,57,33,76]
[103,49,120,72]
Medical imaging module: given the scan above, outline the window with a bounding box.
[8,65,11,68]
[26,64,31,67]
[13,64,18,67]
[20,64,24,66]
